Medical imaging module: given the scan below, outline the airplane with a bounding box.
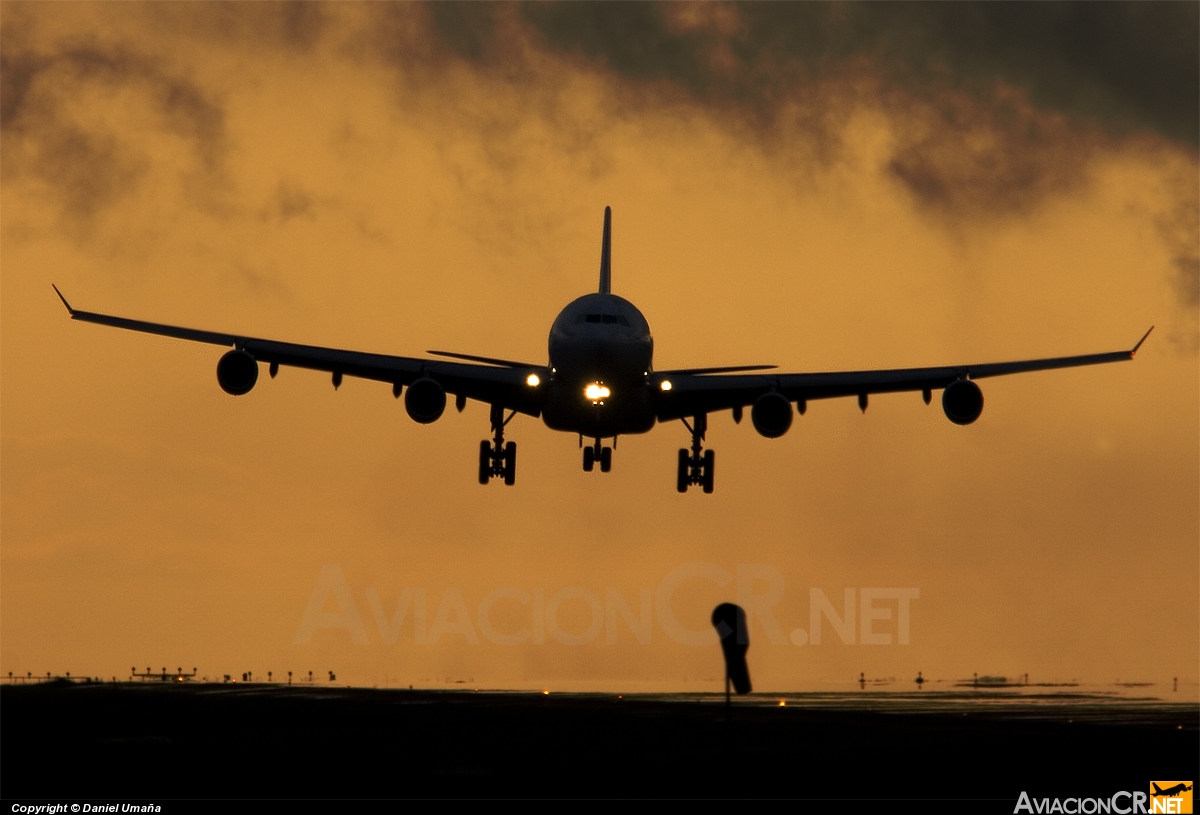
[52,207,1153,493]
[1152,783,1193,798]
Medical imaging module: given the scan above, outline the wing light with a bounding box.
[584,382,611,404]
[526,373,541,387]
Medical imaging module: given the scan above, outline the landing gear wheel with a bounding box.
[478,440,491,485]
[702,449,715,494]
[583,446,595,472]
[479,404,518,486]
[676,414,715,494]
[600,446,612,472]
[503,441,517,486]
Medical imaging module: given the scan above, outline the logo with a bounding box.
[1150,782,1193,814]
[1014,785,1193,814]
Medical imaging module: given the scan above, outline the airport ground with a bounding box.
[2,682,1196,808]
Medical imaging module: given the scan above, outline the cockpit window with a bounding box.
[576,313,631,326]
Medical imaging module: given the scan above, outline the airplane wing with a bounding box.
[52,287,546,416]
[654,328,1153,422]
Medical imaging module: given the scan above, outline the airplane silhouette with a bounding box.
[52,207,1152,492]
[1152,783,1193,797]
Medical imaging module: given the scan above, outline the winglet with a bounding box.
[51,284,75,315]
[1131,325,1154,356]
[598,206,612,294]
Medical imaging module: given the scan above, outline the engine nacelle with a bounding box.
[405,377,446,424]
[216,349,258,396]
[942,379,984,425]
[751,392,793,438]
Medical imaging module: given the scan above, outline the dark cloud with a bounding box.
[1,19,227,227]
[514,2,1198,147]
[1154,171,1200,349]
[3,3,1194,313]
[426,2,507,66]
[893,3,1198,148]
[133,1,329,55]
[270,181,314,222]
[1174,252,1199,308]
[10,2,1193,226]
[403,2,1198,220]
[883,85,1091,217]
[404,2,1200,318]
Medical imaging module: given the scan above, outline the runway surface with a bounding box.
[3,682,1196,804]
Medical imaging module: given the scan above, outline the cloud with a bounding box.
[381,2,1200,313]
[3,3,1195,316]
[501,4,1196,216]
[9,3,1195,226]
[1154,167,1200,349]
[1,16,227,229]
[513,3,1198,147]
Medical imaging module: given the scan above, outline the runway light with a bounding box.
[778,700,786,707]
[542,689,550,695]
[660,380,672,391]
[584,383,611,402]
[526,373,540,387]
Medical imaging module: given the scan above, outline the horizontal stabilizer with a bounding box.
[426,350,539,368]
[658,364,777,376]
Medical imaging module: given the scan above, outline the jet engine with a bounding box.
[751,392,793,438]
[405,377,446,423]
[216,349,258,396]
[942,379,984,425]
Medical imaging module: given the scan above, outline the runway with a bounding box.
[3,682,1195,805]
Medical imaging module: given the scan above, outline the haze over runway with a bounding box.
[1,3,1196,692]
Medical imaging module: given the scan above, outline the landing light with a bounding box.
[660,380,672,392]
[584,383,611,402]
[526,373,540,387]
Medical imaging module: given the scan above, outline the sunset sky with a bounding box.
[2,2,1196,692]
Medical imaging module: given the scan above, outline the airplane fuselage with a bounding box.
[542,293,657,437]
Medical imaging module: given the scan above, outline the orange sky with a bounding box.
[2,2,1197,692]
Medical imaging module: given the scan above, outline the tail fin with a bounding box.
[598,206,612,294]
[1153,784,1163,794]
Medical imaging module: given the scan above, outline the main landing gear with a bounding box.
[677,414,714,494]
[479,404,517,486]
[582,436,613,473]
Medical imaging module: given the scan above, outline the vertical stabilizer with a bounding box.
[598,206,612,294]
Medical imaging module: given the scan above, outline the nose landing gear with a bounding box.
[582,437,613,473]
[479,404,517,485]
[677,414,714,493]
